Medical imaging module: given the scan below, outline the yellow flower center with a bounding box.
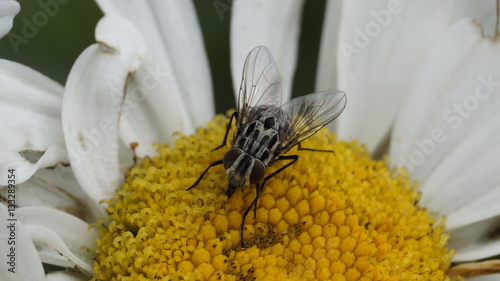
[93,114,453,281]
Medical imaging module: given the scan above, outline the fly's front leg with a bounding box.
[212,111,238,151]
[186,160,223,191]
[188,113,235,192]
[240,182,262,248]
[252,154,299,219]
[297,142,334,154]
[240,155,299,248]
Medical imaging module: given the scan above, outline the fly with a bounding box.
[187,46,347,247]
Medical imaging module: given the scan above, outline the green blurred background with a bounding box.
[0,1,326,113]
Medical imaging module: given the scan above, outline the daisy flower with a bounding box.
[1,1,500,280]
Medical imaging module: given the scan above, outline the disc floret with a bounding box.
[93,114,453,281]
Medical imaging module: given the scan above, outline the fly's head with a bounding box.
[223,148,266,198]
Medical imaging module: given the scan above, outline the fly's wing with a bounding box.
[237,46,282,127]
[279,91,347,152]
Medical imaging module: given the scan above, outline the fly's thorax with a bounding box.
[233,115,282,165]
[223,148,266,196]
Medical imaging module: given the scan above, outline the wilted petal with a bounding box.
[0,204,44,281]
[0,60,67,185]
[62,14,146,204]
[333,0,498,152]
[0,0,19,38]
[449,259,500,280]
[17,206,97,276]
[95,1,214,156]
[231,0,305,101]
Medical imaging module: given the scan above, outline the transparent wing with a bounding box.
[280,91,347,152]
[237,46,282,127]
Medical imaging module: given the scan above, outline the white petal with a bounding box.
[46,272,88,281]
[0,204,44,281]
[388,19,500,261]
[424,118,500,230]
[389,19,500,214]
[0,0,19,38]
[316,0,342,92]
[118,59,196,156]
[18,207,97,275]
[231,0,305,101]
[0,60,67,185]
[25,225,93,275]
[335,0,498,151]
[449,216,500,262]
[0,166,105,223]
[95,1,214,156]
[62,14,146,204]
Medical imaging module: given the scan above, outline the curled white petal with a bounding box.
[95,1,214,156]
[62,14,146,204]
[17,206,98,276]
[26,225,93,275]
[0,204,44,280]
[0,60,67,185]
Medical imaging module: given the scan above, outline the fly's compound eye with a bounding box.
[250,159,266,184]
[223,148,243,169]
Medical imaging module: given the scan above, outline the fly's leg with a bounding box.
[252,155,299,219]
[240,155,299,248]
[188,113,236,191]
[186,160,223,191]
[240,182,262,249]
[297,142,334,153]
[212,111,238,151]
